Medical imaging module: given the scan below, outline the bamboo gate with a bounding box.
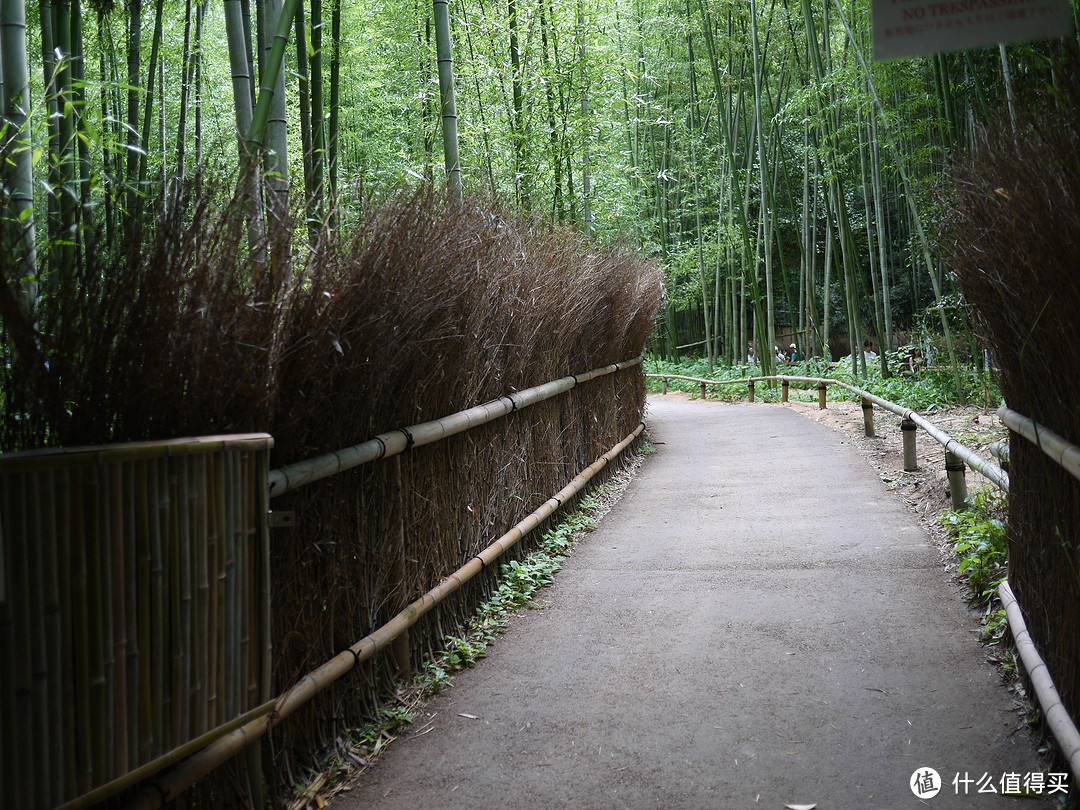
[0,358,645,810]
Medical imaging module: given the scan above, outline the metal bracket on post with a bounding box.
[817,383,828,409]
[861,397,875,437]
[945,450,968,510]
[902,417,918,472]
[748,380,755,403]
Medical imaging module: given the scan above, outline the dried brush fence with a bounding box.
[950,58,1080,762]
[0,186,663,808]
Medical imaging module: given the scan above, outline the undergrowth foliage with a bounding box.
[0,184,662,802]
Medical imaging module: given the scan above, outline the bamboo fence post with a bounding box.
[902,417,918,471]
[945,449,968,509]
[699,381,707,399]
[391,456,411,679]
[817,382,828,409]
[781,380,789,402]
[748,380,755,403]
[861,397,874,437]
[661,377,668,395]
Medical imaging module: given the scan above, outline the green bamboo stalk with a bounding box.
[433,0,462,195]
[0,0,38,311]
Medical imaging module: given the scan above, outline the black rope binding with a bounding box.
[398,427,415,450]
[374,436,387,459]
[346,647,363,672]
[901,421,918,431]
[504,393,518,412]
[570,374,579,387]
[474,555,486,571]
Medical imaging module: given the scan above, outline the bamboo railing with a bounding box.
[0,434,274,810]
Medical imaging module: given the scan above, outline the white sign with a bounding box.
[873,0,1073,60]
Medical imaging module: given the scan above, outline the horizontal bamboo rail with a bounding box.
[269,357,643,497]
[999,581,1080,779]
[124,422,646,810]
[997,406,1080,485]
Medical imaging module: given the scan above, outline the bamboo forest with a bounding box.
[2,0,1078,400]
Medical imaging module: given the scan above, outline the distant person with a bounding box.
[908,347,925,373]
[863,340,877,365]
[747,345,756,364]
[789,343,800,362]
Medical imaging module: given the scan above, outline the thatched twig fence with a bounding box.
[0,357,647,810]
[0,435,274,810]
[123,420,645,810]
[649,372,1080,781]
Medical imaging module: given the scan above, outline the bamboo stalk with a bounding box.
[223,451,240,721]
[25,472,49,802]
[98,463,117,785]
[70,467,95,793]
[123,463,140,774]
[0,478,13,808]
[40,470,66,805]
[110,462,129,779]
[193,454,210,738]
[178,455,194,746]
[87,465,111,788]
[268,358,643,496]
[150,458,168,759]
[6,475,32,806]
[123,422,646,810]
[135,460,154,763]
[169,457,184,749]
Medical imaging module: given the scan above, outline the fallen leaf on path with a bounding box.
[784,804,817,809]
[458,713,479,719]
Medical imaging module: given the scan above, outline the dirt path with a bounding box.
[331,397,1047,809]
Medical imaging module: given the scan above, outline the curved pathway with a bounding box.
[335,397,1049,809]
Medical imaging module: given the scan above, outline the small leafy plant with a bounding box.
[939,488,1008,601]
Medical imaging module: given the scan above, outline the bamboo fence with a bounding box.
[0,434,273,810]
